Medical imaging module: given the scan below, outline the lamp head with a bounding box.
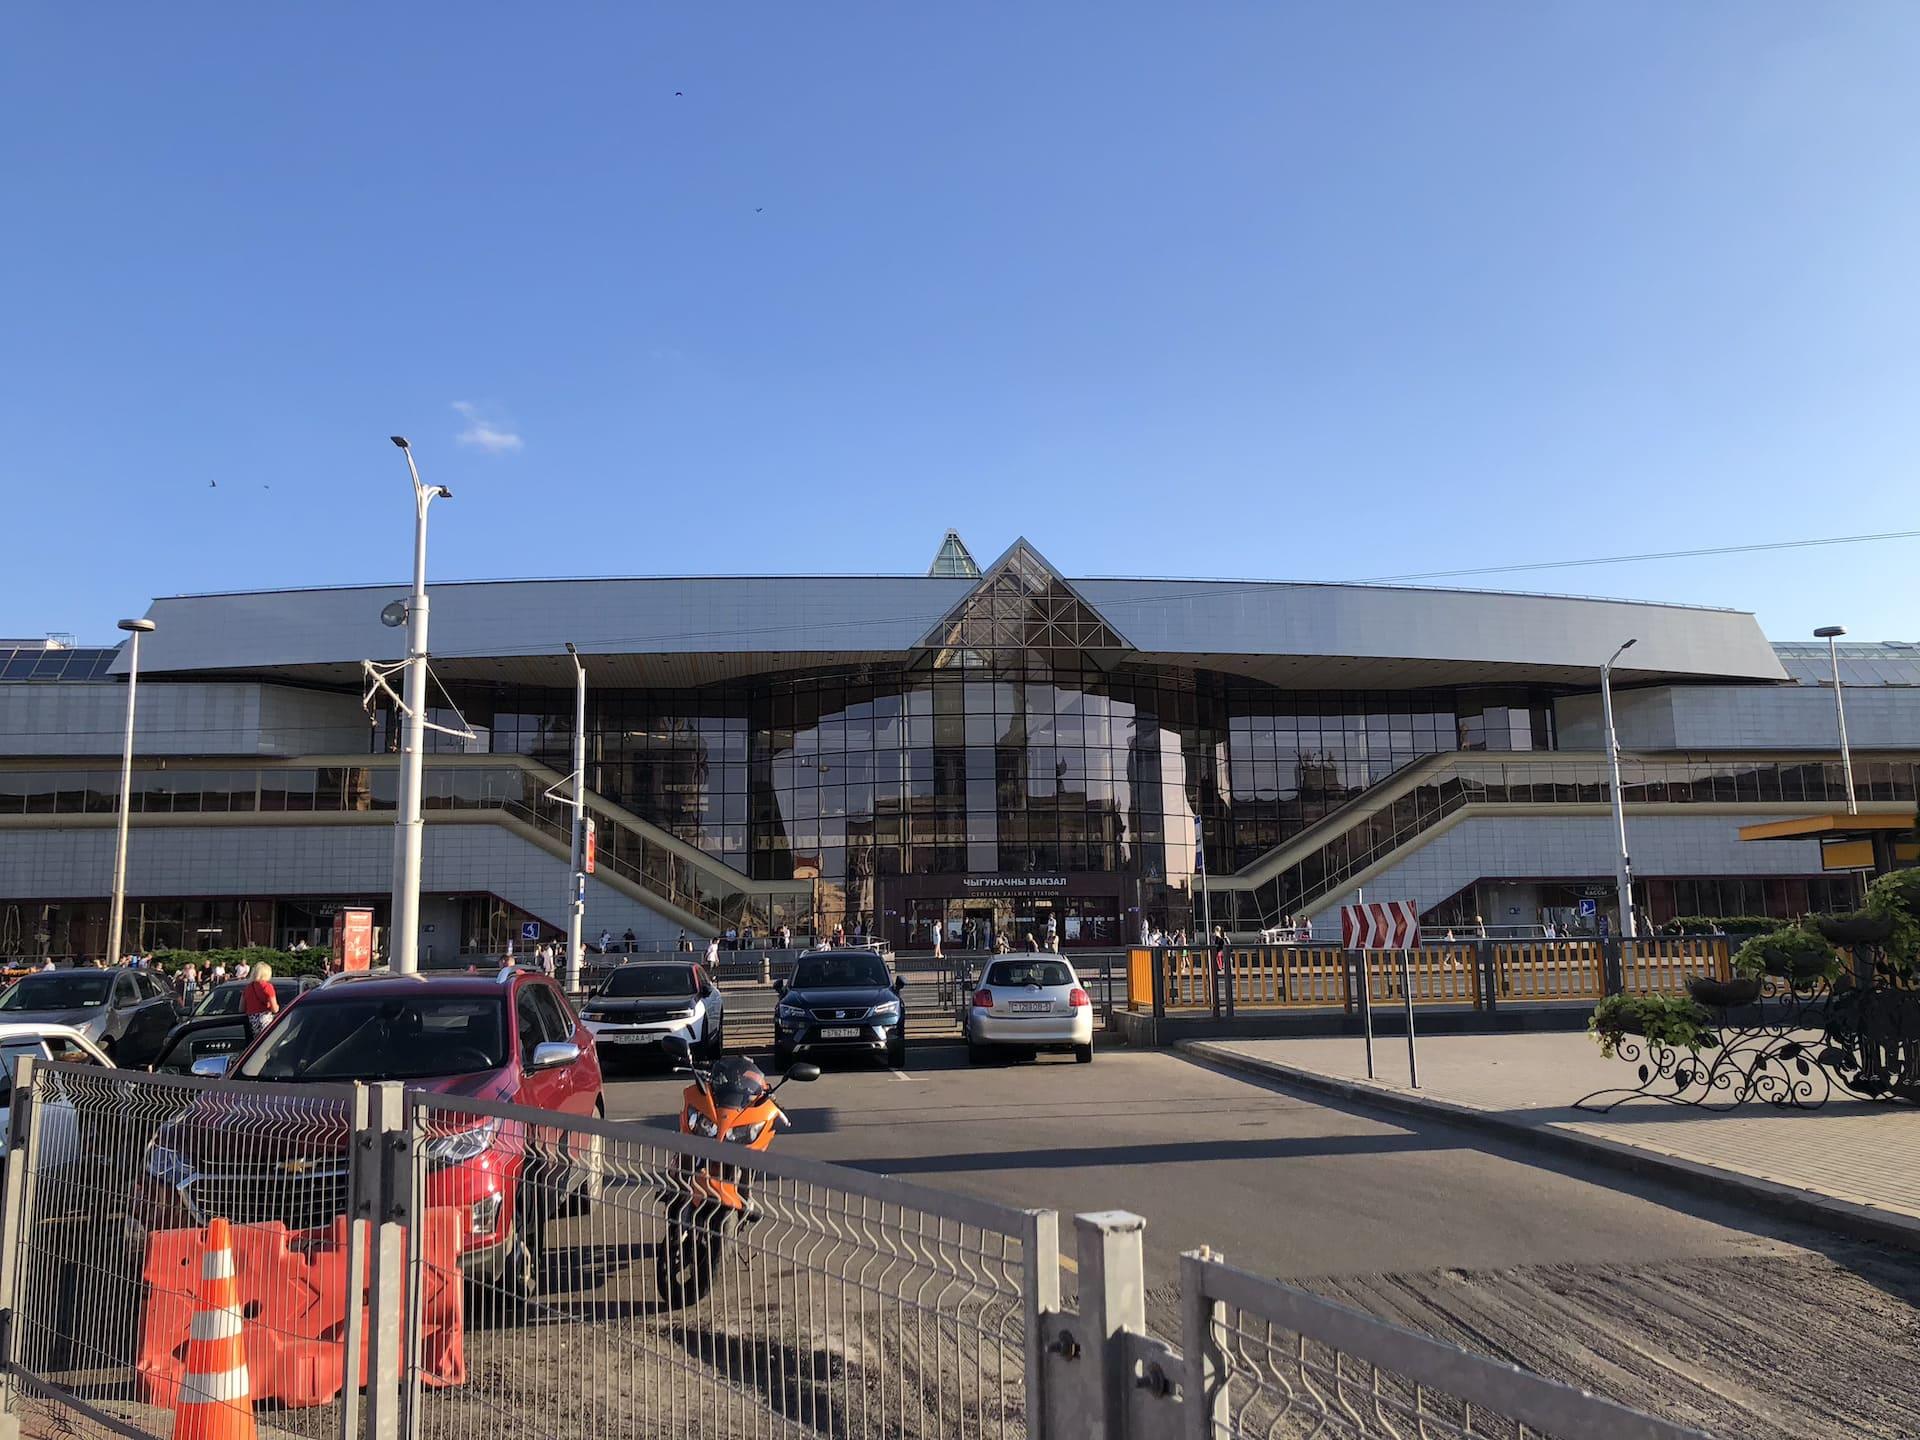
[379,600,409,629]
[1619,637,1637,652]
[117,618,156,634]
[1814,625,1847,639]
[435,485,453,499]
[390,436,410,450]
[564,642,578,656]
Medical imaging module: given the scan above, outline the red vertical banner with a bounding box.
[330,908,374,972]
[583,817,597,875]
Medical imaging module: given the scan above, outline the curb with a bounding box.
[1180,1040,1920,1257]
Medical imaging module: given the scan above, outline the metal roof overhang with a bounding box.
[154,649,1753,694]
[1737,813,1917,843]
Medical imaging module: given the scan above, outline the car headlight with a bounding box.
[685,1109,720,1138]
[424,1118,501,1165]
[775,1003,805,1025]
[725,1121,765,1145]
[871,1000,901,1020]
[581,1008,608,1022]
[79,1015,108,1040]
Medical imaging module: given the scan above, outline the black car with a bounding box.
[150,1014,255,1075]
[0,966,180,1066]
[190,976,318,1019]
[773,950,905,1068]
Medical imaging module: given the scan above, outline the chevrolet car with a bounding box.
[130,968,603,1301]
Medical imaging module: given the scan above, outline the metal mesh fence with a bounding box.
[2,1059,366,1440]
[1183,1253,1708,1440]
[407,1091,1039,1440]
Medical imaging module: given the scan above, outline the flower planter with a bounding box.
[1687,976,1762,1008]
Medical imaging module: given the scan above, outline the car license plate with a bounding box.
[820,1026,861,1039]
[1010,1001,1054,1013]
[598,1032,649,1044]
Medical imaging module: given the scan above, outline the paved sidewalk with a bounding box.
[1185,1032,1920,1248]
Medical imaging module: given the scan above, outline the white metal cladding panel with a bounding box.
[1074,579,1785,680]
[117,574,1783,681]
[121,576,974,674]
[1316,813,1826,921]
[1557,684,1920,751]
[0,823,687,942]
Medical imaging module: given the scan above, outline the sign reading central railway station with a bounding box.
[959,874,1069,893]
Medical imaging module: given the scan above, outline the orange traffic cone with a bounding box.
[171,1217,257,1440]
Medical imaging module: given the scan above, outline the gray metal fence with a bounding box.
[0,1061,1712,1440]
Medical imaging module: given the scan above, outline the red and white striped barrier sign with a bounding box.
[1340,900,1420,950]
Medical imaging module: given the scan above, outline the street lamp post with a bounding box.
[564,643,587,993]
[388,437,452,974]
[107,618,156,962]
[1601,639,1639,942]
[1813,626,1857,815]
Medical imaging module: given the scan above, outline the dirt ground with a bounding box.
[1143,1236,1920,1440]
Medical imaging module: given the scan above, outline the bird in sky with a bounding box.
[208,479,216,488]
[756,207,764,213]
[674,90,683,97]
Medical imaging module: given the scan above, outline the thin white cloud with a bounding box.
[451,400,523,453]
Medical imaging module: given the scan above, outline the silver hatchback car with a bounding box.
[965,956,1093,1065]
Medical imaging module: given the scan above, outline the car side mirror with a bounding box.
[891,975,905,992]
[529,1040,580,1070]
[773,979,786,996]
[190,1055,232,1079]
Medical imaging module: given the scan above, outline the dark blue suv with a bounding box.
[772,950,906,1069]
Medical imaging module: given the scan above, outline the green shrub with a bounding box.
[1730,925,1840,985]
[150,946,331,979]
[1863,867,1920,977]
[1660,915,1779,936]
[1588,993,1717,1059]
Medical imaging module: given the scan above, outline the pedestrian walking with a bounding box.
[241,961,279,1037]
[598,928,614,954]
[705,934,721,968]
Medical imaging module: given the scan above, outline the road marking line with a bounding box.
[887,1068,917,1082]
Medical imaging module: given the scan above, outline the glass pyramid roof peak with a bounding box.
[928,531,981,579]
[914,537,1134,669]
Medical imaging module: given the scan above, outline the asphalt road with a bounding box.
[600,1039,1920,1439]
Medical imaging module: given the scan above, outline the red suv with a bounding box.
[131,969,603,1300]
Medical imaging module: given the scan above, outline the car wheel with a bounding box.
[703,1020,725,1060]
[1075,1043,1093,1065]
[966,1031,989,1066]
[886,1033,906,1070]
[567,1097,607,1217]
[495,1188,547,1313]
[773,1039,794,1071]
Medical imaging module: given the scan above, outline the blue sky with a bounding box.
[5,3,1917,645]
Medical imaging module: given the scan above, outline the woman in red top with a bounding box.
[241,961,280,1036]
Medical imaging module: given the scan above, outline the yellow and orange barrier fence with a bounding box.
[1619,936,1732,995]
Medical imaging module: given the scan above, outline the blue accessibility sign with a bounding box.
[520,921,540,941]
[1576,898,1598,918]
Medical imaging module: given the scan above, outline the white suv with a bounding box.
[965,957,1093,1065]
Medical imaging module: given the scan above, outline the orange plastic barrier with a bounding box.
[139,1211,467,1410]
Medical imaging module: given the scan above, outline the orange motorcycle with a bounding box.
[656,1037,819,1304]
